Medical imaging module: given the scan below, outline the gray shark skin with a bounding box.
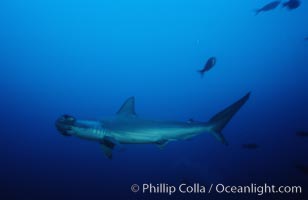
[55,93,250,159]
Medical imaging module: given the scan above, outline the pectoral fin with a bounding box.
[155,140,168,149]
[100,138,116,159]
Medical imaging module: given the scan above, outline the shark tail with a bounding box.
[254,9,261,15]
[197,70,205,77]
[208,92,251,145]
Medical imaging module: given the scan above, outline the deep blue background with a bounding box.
[1,0,307,199]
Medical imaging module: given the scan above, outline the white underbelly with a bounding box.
[111,127,206,144]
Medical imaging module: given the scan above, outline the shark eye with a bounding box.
[62,114,76,122]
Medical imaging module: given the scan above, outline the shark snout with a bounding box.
[55,114,76,136]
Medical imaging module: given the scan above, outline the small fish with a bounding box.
[197,57,216,77]
[255,1,281,15]
[282,0,301,10]
[242,143,259,149]
[295,164,308,175]
[305,37,308,41]
[296,131,308,137]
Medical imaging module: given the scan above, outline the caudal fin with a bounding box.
[255,9,261,15]
[208,92,251,145]
[197,70,205,78]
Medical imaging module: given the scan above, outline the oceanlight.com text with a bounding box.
[130,183,302,196]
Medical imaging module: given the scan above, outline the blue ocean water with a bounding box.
[1,0,307,199]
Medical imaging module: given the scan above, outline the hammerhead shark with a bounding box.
[55,92,250,159]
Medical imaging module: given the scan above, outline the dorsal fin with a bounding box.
[116,96,136,116]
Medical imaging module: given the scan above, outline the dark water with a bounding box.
[1,1,307,199]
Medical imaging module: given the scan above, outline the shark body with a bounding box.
[56,93,250,159]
